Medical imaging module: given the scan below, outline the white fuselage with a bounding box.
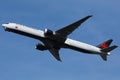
[2,23,103,55]
[65,38,101,54]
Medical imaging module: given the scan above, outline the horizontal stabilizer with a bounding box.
[101,45,118,52]
[100,45,118,61]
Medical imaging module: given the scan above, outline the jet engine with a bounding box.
[35,43,47,51]
[44,29,54,37]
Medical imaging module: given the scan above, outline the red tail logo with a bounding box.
[97,39,113,49]
[100,43,108,49]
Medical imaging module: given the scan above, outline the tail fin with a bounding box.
[100,45,118,61]
[97,39,113,49]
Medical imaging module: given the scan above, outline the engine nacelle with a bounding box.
[44,29,54,37]
[35,43,47,51]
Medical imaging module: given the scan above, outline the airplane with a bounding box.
[2,15,118,61]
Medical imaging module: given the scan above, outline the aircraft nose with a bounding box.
[2,24,6,27]
[2,23,9,27]
[2,24,8,31]
[2,24,6,28]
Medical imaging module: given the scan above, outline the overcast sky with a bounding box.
[0,0,120,80]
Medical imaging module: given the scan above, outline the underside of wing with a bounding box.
[56,15,92,37]
[49,48,61,61]
[42,40,62,61]
[100,54,107,61]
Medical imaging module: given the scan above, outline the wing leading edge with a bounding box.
[56,15,92,37]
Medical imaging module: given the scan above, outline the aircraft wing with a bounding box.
[42,40,61,61]
[49,48,61,61]
[56,15,92,37]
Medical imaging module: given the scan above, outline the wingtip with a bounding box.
[88,15,93,17]
[114,45,118,48]
[59,60,62,62]
[100,54,107,61]
[57,59,62,62]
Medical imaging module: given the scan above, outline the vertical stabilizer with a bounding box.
[97,39,113,49]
